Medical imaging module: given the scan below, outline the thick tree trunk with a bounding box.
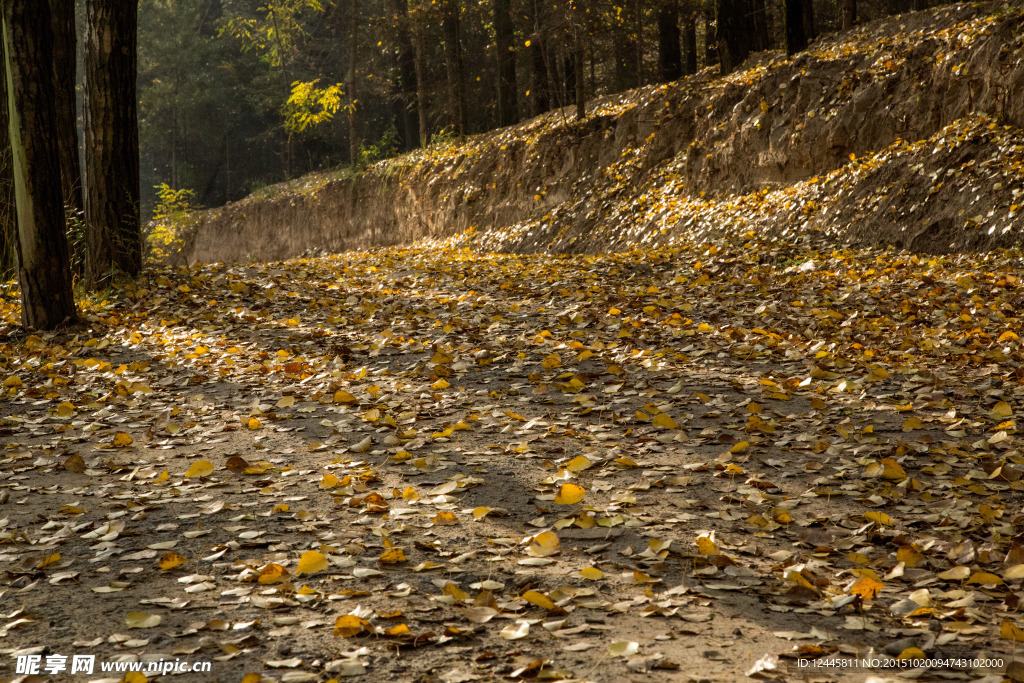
[392,0,419,151]
[682,9,697,75]
[442,0,467,136]
[803,0,815,43]
[2,0,77,328]
[785,0,808,54]
[492,0,518,127]
[527,0,549,116]
[0,29,14,279]
[703,8,717,67]
[716,0,768,73]
[657,0,682,82]
[84,0,141,289]
[347,0,358,165]
[49,0,81,219]
[412,13,429,146]
[842,0,856,29]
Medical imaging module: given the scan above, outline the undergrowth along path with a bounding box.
[0,232,1021,682]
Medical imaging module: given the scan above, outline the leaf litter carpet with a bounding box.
[1,230,1022,682]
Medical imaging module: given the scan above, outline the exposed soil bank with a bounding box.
[175,2,1024,264]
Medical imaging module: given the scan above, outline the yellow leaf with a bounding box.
[295,550,328,575]
[554,483,586,505]
[1002,620,1024,642]
[36,553,61,569]
[126,612,161,629]
[57,401,75,417]
[542,353,562,369]
[746,402,762,414]
[652,413,678,429]
[334,614,369,637]
[379,548,407,564]
[937,565,970,580]
[897,647,926,660]
[385,623,411,636]
[123,672,149,683]
[273,504,290,513]
[864,511,893,526]
[991,401,1013,418]
[247,417,262,430]
[320,473,340,489]
[431,378,450,390]
[443,583,471,600]
[901,416,922,432]
[579,567,604,580]
[241,675,263,683]
[3,375,22,387]
[526,531,560,557]
[333,390,357,404]
[565,456,592,473]
[432,511,459,526]
[965,571,1003,586]
[896,545,924,568]
[112,431,134,447]
[154,469,169,483]
[185,460,215,478]
[258,563,289,584]
[158,552,187,571]
[849,576,884,599]
[472,506,491,520]
[521,590,555,610]
[696,534,718,556]
[730,441,750,454]
[879,457,907,481]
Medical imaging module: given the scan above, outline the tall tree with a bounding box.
[526,0,550,116]
[785,0,808,54]
[716,0,769,73]
[411,2,429,145]
[842,0,856,29]
[441,0,467,136]
[492,0,518,127]
[657,0,683,82]
[391,0,420,150]
[84,0,142,288]
[2,0,78,328]
[0,29,13,279]
[681,4,697,75]
[347,0,359,164]
[49,0,82,219]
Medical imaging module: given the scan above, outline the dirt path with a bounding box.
[0,233,1019,682]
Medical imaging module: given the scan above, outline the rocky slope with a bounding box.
[171,1,1024,265]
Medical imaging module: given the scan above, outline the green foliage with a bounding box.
[358,124,399,167]
[147,183,198,265]
[284,79,350,134]
[220,0,327,68]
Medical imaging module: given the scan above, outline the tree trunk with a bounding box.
[393,0,420,151]
[2,0,77,328]
[703,8,717,67]
[574,39,584,120]
[492,0,518,127]
[347,0,358,165]
[682,9,697,75]
[785,0,807,54]
[49,0,81,219]
[527,0,549,116]
[411,10,429,146]
[716,0,768,73]
[442,0,467,136]
[84,0,141,289]
[0,28,14,279]
[657,0,682,82]
[803,0,815,44]
[842,0,856,29]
